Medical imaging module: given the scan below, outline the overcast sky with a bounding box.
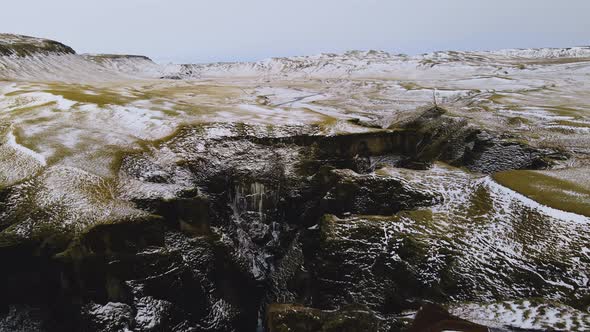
[2,0,589,63]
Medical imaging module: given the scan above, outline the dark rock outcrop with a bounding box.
[0,120,579,332]
[407,303,489,332]
[321,168,440,216]
[266,304,388,332]
[399,107,565,173]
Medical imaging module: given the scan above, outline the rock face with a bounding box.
[321,169,440,216]
[399,107,562,173]
[1,118,586,332]
[266,304,387,332]
[407,303,489,332]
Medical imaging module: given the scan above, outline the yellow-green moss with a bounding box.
[43,87,132,106]
[506,116,530,126]
[493,170,590,217]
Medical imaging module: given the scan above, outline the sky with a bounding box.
[2,0,589,63]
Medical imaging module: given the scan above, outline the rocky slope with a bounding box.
[0,34,589,332]
[0,34,75,57]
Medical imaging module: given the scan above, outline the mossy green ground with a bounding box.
[494,169,590,217]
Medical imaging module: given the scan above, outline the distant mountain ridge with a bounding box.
[1,33,590,82]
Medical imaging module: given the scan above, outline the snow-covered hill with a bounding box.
[2,33,589,82]
[171,47,590,79]
[0,34,170,81]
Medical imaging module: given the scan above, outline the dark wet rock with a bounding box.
[65,226,260,331]
[266,304,389,332]
[75,227,258,331]
[402,107,566,173]
[407,303,489,332]
[293,192,590,329]
[0,305,47,332]
[459,131,553,173]
[81,302,133,332]
[0,211,247,331]
[134,194,211,236]
[0,227,73,330]
[117,123,440,289]
[321,168,440,216]
[100,123,450,330]
[301,214,455,316]
[264,233,311,308]
[132,297,173,331]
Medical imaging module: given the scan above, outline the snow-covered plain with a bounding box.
[1,35,589,205]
